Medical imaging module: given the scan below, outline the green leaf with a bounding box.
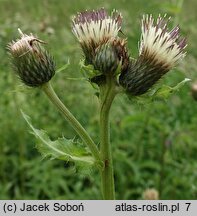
[55,60,70,74]
[79,59,102,79]
[21,111,95,173]
[151,78,191,100]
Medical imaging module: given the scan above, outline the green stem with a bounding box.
[100,76,116,199]
[41,82,102,165]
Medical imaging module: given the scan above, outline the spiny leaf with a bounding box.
[21,111,95,173]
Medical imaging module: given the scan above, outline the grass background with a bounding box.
[0,0,197,199]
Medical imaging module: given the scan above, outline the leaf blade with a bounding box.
[21,111,95,173]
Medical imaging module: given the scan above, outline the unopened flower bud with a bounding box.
[119,14,187,96]
[93,38,129,75]
[191,81,197,101]
[8,29,55,87]
[94,43,118,74]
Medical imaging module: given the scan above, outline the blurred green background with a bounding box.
[0,0,197,199]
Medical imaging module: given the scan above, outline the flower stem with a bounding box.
[99,76,116,199]
[41,82,102,166]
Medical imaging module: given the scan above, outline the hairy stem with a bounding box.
[41,82,102,166]
[100,76,116,199]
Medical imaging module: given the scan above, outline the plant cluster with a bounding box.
[8,8,187,199]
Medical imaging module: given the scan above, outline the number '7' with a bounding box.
[185,203,191,211]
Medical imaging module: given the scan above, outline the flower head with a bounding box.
[119,14,187,96]
[143,188,159,200]
[72,8,122,64]
[191,81,197,101]
[8,29,55,87]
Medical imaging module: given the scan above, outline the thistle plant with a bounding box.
[8,9,187,200]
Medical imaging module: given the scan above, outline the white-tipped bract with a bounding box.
[72,8,122,47]
[140,14,187,68]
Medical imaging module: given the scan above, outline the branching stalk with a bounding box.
[41,82,102,166]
